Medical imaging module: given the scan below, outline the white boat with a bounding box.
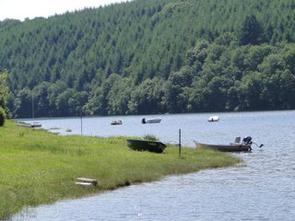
[111,120,122,125]
[17,121,42,128]
[17,94,42,128]
[141,118,161,124]
[208,115,219,122]
[31,122,42,128]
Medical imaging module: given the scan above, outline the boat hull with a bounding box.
[146,119,161,123]
[208,115,219,122]
[141,118,161,124]
[127,139,166,153]
[111,120,122,125]
[195,142,251,152]
[16,121,42,128]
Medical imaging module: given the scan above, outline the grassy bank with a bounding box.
[0,121,240,219]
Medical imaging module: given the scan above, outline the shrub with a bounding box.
[143,134,158,141]
[0,107,6,127]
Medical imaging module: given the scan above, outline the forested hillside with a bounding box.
[0,0,295,117]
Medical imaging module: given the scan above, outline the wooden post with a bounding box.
[179,129,182,158]
[32,94,35,121]
[80,111,83,136]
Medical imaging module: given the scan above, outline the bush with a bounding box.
[0,107,6,127]
[143,134,158,141]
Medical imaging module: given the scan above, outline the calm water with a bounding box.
[12,111,295,221]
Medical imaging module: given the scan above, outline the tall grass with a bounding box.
[0,121,240,219]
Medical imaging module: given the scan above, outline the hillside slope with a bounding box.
[0,0,295,117]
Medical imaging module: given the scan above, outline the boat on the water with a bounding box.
[208,115,219,122]
[127,139,166,153]
[17,121,42,128]
[194,136,256,152]
[111,120,122,125]
[31,122,42,128]
[141,118,161,124]
[194,142,251,152]
[17,96,42,128]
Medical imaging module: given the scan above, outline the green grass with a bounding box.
[0,121,241,219]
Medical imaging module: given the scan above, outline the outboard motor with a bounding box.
[141,118,146,124]
[242,136,252,145]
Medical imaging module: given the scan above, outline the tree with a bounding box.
[0,107,6,126]
[32,82,51,117]
[284,45,295,79]
[164,67,193,113]
[0,71,9,109]
[0,71,9,124]
[239,15,263,45]
[238,72,266,110]
[129,77,166,114]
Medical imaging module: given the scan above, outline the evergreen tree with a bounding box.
[0,71,9,109]
[239,15,263,45]
[0,71,9,125]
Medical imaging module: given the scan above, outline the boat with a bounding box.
[208,115,219,122]
[31,122,42,128]
[141,118,161,124]
[17,94,42,128]
[127,139,166,153]
[111,120,122,125]
[194,142,251,152]
[17,121,42,128]
[194,136,254,152]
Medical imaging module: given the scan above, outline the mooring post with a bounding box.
[179,129,182,158]
[32,94,34,121]
[80,110,83,136]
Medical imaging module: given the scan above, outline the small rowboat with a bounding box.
[17,121,42,128]
[111,120,122,125]
[194,141,251,152]
[195,142,251,152]
[127,139,166,153]
[195,136,263,152]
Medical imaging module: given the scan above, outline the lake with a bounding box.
[12,111,295,221]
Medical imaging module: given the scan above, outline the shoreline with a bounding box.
[14,109,295,121]
[0,121,241,219]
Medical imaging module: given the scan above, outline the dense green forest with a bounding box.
[0,0,295,118]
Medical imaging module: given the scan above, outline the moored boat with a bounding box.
[194,141,251,152]
[193,136,258,152]
[111,120,122,125]
[208,115,219,122]
[141,118,161,124]
[127,139,166,153]
[17,121,42,128]
[31,122,42,128]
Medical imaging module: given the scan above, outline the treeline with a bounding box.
[72,37,295,115]
[0,0,295,117]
